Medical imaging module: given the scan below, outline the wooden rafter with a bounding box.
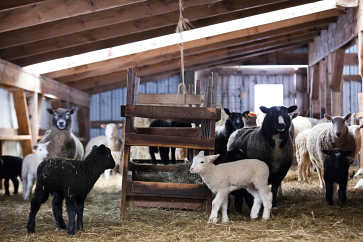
[0,0,145,33]
[0,58,90,107]
[1,0,319,64]
[44,1,340,84]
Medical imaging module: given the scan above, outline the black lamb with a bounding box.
[27,144,115,235]
[215,109,248,156]
[149,120,191,164]
[323,150,352,207]
[0,155,23,196]
[226,105,297,207]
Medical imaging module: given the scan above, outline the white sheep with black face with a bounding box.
[190,151,272,223]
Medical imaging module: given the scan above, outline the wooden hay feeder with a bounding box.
[120,69,220,216]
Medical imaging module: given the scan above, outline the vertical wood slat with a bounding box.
[12,89,33,156]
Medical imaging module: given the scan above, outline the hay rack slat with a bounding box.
[120,69,220,216]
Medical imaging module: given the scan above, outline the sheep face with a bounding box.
[90,144,116,170]
[190,151,220,174]
[260,105,297,134]
[224,108,244,131]
[101,123,120,138]
[36,141,49,158]
[324,113,351,138]
[47,107,76,130]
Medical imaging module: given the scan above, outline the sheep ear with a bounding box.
[100,124,107,128]
[47,108,54,115]
[287,105,298,113]
[224,108,230,116]
[344,113,352,121]
[324,114,332,121]
[198,151,204,157]
[69,106,77,115]
[260,106,269,114]
[291,112,299,120]
[242,111,250,118]
[207,154,220,163]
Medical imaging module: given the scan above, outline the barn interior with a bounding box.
[2,0,363,241]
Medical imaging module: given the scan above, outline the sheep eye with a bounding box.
[200,161,204,164]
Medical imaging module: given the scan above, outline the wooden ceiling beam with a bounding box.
[0,0,221,50]
[0,1,45,10]
[0,0,145,33]
[2,0,319,62]
[71,32,315,90]
[0,58,90,107]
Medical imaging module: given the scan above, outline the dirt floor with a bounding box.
[1,168,363,241]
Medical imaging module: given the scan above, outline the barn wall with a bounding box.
[89,75,181,138]
[343,44,361,115]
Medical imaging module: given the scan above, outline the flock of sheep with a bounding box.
[1,104,363,234]
[191,106,363,224]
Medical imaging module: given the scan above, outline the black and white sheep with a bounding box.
[190,151,272,223]
[149,120,191,164]
[323,150,352,207]
[21,142,50,200]
[215,109,247,156]
[306,114,356,188]
[39,107,84,160]
[226,105,297,206]
[26,144,115,235]
[0,155,23,196]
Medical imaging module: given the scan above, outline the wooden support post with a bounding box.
[319,59,328,115]
[78,107,90,144]
[12,89,33,156]
[310,64,320,118]
[328,48,345,115]
[296,68,309,116]
[28,92,42,146]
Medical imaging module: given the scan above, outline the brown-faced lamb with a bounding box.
[0,155,23,196]
[190,151,272,223]
[323,150,352,207]
[26,144,115,235]
[85,123,123,178]
[306,114,356,188]
[226,105,297,207]
[21,142,50,200]
[39,107,84,160]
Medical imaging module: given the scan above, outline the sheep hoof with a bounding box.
[221,217,229,223]
[208,217,218,224]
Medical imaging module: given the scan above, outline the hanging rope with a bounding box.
[176,0,192,96]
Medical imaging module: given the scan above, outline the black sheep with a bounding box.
[323,150,352,207]
[27,144,115,235]
[215,109,247,156]
[149,120,191,164]
[226,105,297,208]
[0,156,22,196]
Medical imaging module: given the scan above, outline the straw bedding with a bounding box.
[1,167,363,241]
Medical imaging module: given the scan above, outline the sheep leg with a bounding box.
[231,190,243,213]
[23,175,33,200]
[27,189,49,233]
[170,147,176,164]
[337,181,347,208]
[221,197,229,223]
[258,187,272,220]
[149,146,158,164]
[271,184,280,207]
[4,178,10,196]
[76,198,85,231]
[209,191,226,223]
[52,192,66,229]
[159,147,170,164]
[325,181,334,205]
[65,198,77,235]
[11,176,19,194]
[247,188,261,219]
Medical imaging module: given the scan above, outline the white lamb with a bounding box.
[85,123,123,179]
[21,142,49,200]
[190,151,272,223]
[295,129,313,182]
